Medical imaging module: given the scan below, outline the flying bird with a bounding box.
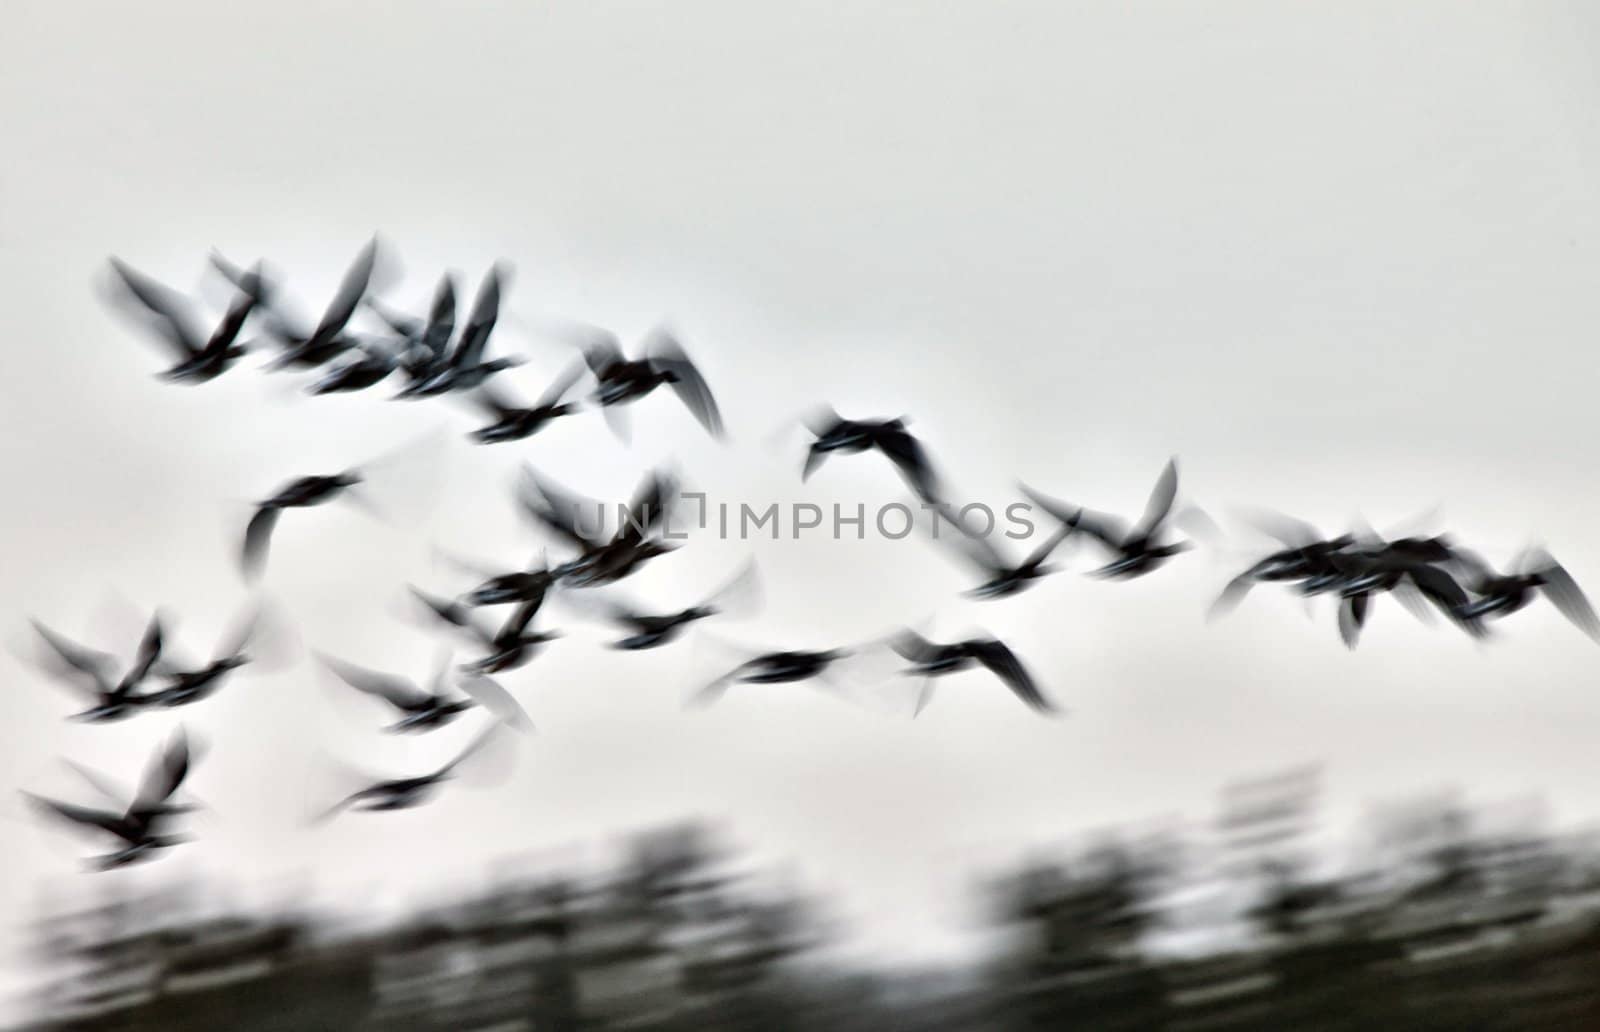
[1023,458,1195,579]
[690,648,854,709]
[365,273,458,391]
[519,467,683,587]
[564,323,723,440]
[28,612,165,722]
[1209,511,1357,620]
[926,505,1072,599]
[396,264,524,397]
[889,629,1057,716]
[139,603,281,708]
[307,339,402,395]
[1448,546,1600,641]
[459,361,587,444]
[106,257,262,383]
[318,650,532,733]
[22,727,201,869]
[799,407,944,503]
[316,723,512,820]
[410,588,561,675]
[212,239,378,371]
[560,559,762,649]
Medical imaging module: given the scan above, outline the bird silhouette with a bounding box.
[106,257,262,383]
[888,629,1057,716]
[459,360,586,445]
[410,588,561,675]
[1023,458,1193,579]
[519,467,683,588]
[212,240,378,371]
[1448,546,1600,641]
[316,723,512,820]
[365,273,458,391]
[28,612,165,722]
[22,727,201,869]
[565,324,723,440]
[139,603,277,708]
[318,649,532,733]
[926,504,1072,599]
[560,559,762,649]
[1209,511,1357,620]
[799,407,944,504]
[396,265,524,397]
[690,648,853,709]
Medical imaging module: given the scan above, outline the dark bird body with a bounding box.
[318,725,507,820]
[520,468,682,589]
[929,506,1071,599]
[396,266,523,397]
[1450,547,1599,640]
[571,325,724,439]
[319,652,530,733]
[463,362,585,444]
[563,560,760,649]
[309,343,399,395]
[412,589,560,675]
[140,605,267,708]
[212,241,377,371]
[242,473,363,579]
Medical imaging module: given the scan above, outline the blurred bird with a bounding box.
[212,239,377,371]
[460,360,586,444]
[690,647,854,708]
[307,339,402,395]
[22,727,201,869]
[106,257,262,383]
[397,265,524,397]
[410,588,561,675]
[140,602,284,708]
[926,505,1072,599]
[1210,511,1357,620]
[1448,546,1600,641]
[317,649,532,733]
[799,407,944,503]
[1023,459,1194,579]
[28,612,165,722]
[520,467,683,587]
[365,273,458,391]
[889,629,1057,716]
[316,723,512,820]
[564,323,723,440]
[560,559,762,649]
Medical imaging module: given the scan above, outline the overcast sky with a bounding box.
[5,0,1600,997]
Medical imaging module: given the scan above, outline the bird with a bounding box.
[437,548,560,609]
[316,723,511,820]
[1022,458,1194,579]
[106,257,262,383]
[519,467,683,588]
[1209,512,1357,620]
[799,407,944,503]
[566,323,724,440]
[317,649,532,733]
[211,239,378,371]
[410,588,561,675]
[22,727,201,869]
[241,473,366,580]
[364,273,458,391]
[396,265,524,397]
[459,361,587,445]
[888,629,1057,716]
[560,559,762,649]
[926,504,1073,599]
[1447,546,1599,641]
[690,648,854,708]
[138,603,273,708]
[28,612,165,722]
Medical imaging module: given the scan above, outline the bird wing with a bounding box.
[1020,523,1073,570]
[1535,557,1600,640]
[464,381,525,419]
[409,587,495,644]
[1132,458,1180,540]
[129,727,194,817]
[800,404,845,438]
[1207,573,1257,622]
[969,640,1054,712]
[873,425,943,504]
[317,653,433,712]
[422,273,458,359]
[213,602,261,663]
[454,263,505,368]
[29,621,115,696]
[888,628,941,663]
[1338,594,1369,649]
[107,258,204,360]
[703,559,763,618]
[534,357,587,410]
[1019,485,1125,548]
[208,264,265,350]
[520,467,606,550]
[926,504,1007,577]
[617,469,679,545]
[241,507,281,581]
[645,329,724,437]
[1234,507,1321,550]
[458,675,534,733]
[23,794,134,843]
[801,446,830,482]
[122,612,166,687]
[309,239,378,342]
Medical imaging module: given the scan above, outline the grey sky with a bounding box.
[4,0,1600,992]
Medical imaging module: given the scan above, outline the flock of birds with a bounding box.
[16,237,1598,871]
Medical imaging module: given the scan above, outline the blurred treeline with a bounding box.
[16,767,1600,1030]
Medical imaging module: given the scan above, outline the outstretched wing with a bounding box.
[968,640,1055,713]
[129,727,196,817]
[317,653,433,712]
[925,504,1007,577]
[106,258,204,360]
[1207,573,1257,622]
[241,507,281,581]
[309,238,378,342]
[29,621,116,697]
[535,358,587,410]
[23,793,134,843]
[702,559,763,618]
[1338,594,1370,649]
[1132,458,1179,540]
[519,467,606,550]
[616,469,679,545]
[459,675,534,733]
[873,425,943,504]
[454,263,506,368]
[409,586,495,644]
[1019,485,1125,549]
[888,628,941,664]
[1534,554,1600,641]
[645,329,724,437]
